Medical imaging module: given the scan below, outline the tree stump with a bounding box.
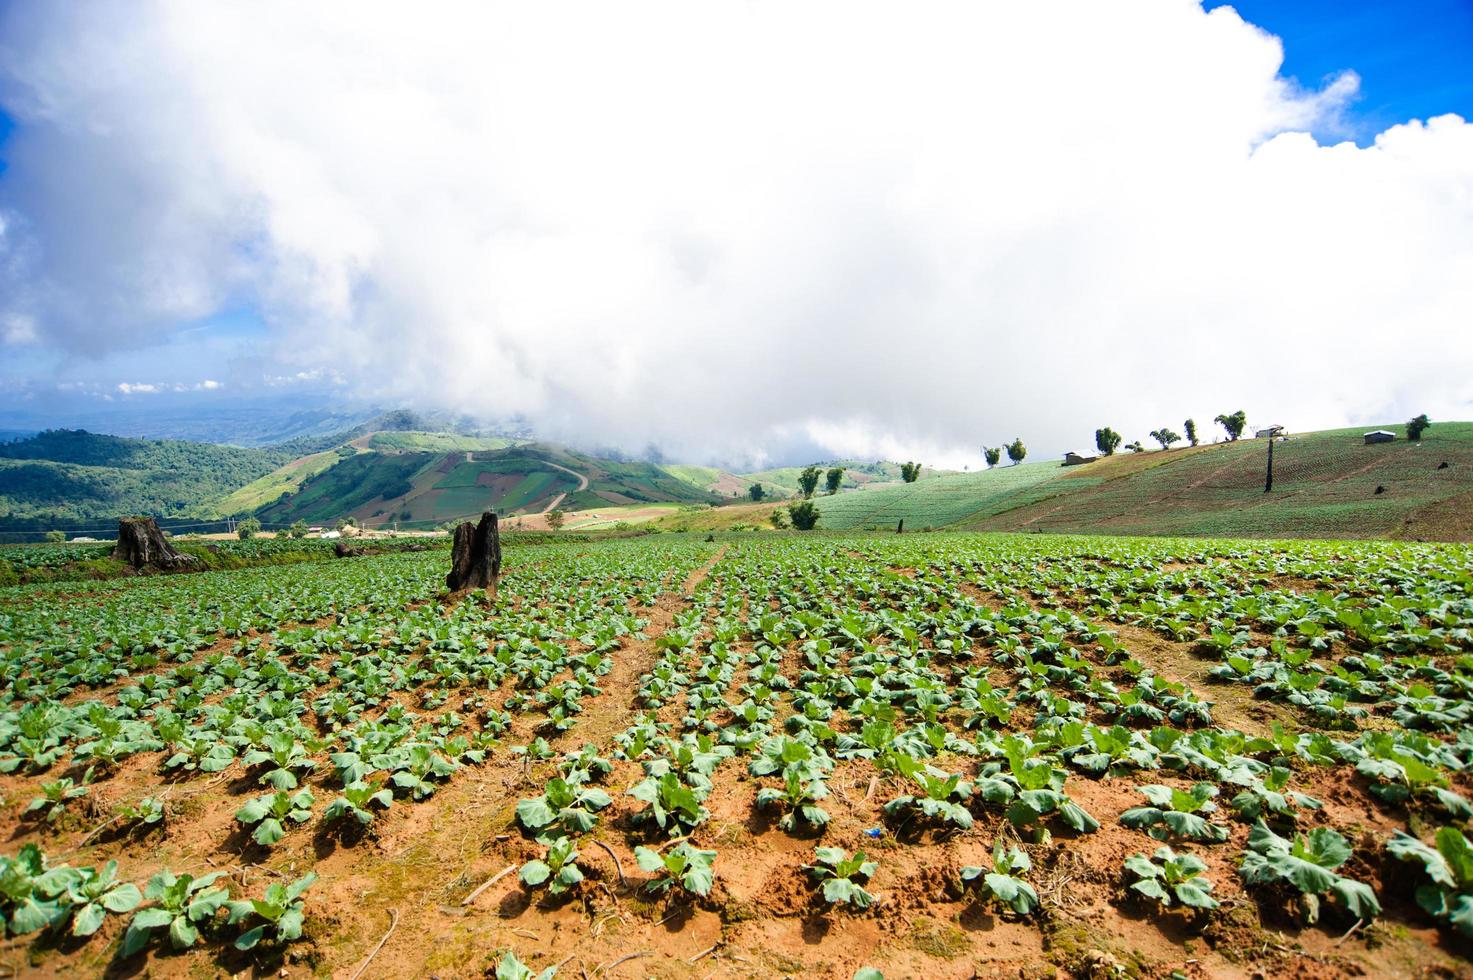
[446,511,502,594]
[334,541,359,558]
[112,517,196,570]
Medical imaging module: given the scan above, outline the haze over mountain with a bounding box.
[1,2,1470,469]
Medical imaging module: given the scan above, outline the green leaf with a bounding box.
[1175,880,1219,909]
[1330,878,1381,920]
[168,913,200,949]
[252,818,286,846]
[633,847,664,874]
[67,901,106,937]
[1131,878,1170,903]
[516,797,556,829]
[234,924,266,950]
[102,882,144,912]
[520,861,551,887]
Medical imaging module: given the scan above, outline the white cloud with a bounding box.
[2,313,37,344]
[115,382,159,395]
[1,1,1471,463]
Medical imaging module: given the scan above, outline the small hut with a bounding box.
[1255,425,1285,439]
[1363,430,1396,445]
[1062,451,1098,467]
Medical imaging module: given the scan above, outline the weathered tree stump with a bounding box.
[446,511,502,594]
[334,541,359,558]
[112,517,196,570]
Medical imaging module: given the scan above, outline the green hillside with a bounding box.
[250,442,723,529]
[0,430,292,533]
[218,448,345,513]
[363,431,521,453]
[964,423,1473,540]
[255,451,440,525]
[804,422,1473,541]
[744,459,951,494]
[813,460,1062,529]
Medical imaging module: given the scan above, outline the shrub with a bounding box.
[788,500,819,531]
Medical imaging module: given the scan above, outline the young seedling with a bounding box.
[960,840,1039,914]
[633,842,716,897]
[755,768,831,832]
[517,777,613,841]
[234,789,315,847]
[121,870,230,956]
[520,836,585,897]
[1229,767,1322,824]
[883,765,975,831]
[1120,784,1229,843]
[26,777,89,823]
[325,780,394,827]
[495,950,558,980]
[1387,827,1473,937]
[0,843,76,936]
[63,860,144,937]
[118,796,167,831]
[1123,846,1219,910]
[226,872,317,950]
[628,772,709,836]
[241,730,315,789]
[805,847,877,909]
[1238,822,1380,924]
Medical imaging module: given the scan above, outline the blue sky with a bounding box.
[1209,0,1473,143]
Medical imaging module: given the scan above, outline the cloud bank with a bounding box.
[1,0,1471,465]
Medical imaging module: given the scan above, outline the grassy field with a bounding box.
[364,431,521,453]
[217,449,342,513]
[773,423,1473,542]
[742,459,951,494]
[814,460,1064,529]
[965,423,1473,540]
[255,451,438,525]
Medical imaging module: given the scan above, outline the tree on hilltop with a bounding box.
[798,465,821,499]
[1408,414,1431,441]
[899,462,922,483]
[983,446,1002,468]
[1006,439,1027,465]
[1150,428,1180,450]
[1184,419,1199,446]
[1214,411,1247,441]
[1095,427,1122,456]
[825,467,845,495]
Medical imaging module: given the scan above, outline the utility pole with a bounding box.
[1264,436,1274,493]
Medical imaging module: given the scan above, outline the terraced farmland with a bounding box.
[1,532,1472,977]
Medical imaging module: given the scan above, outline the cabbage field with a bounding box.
[1,532,1472,977]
